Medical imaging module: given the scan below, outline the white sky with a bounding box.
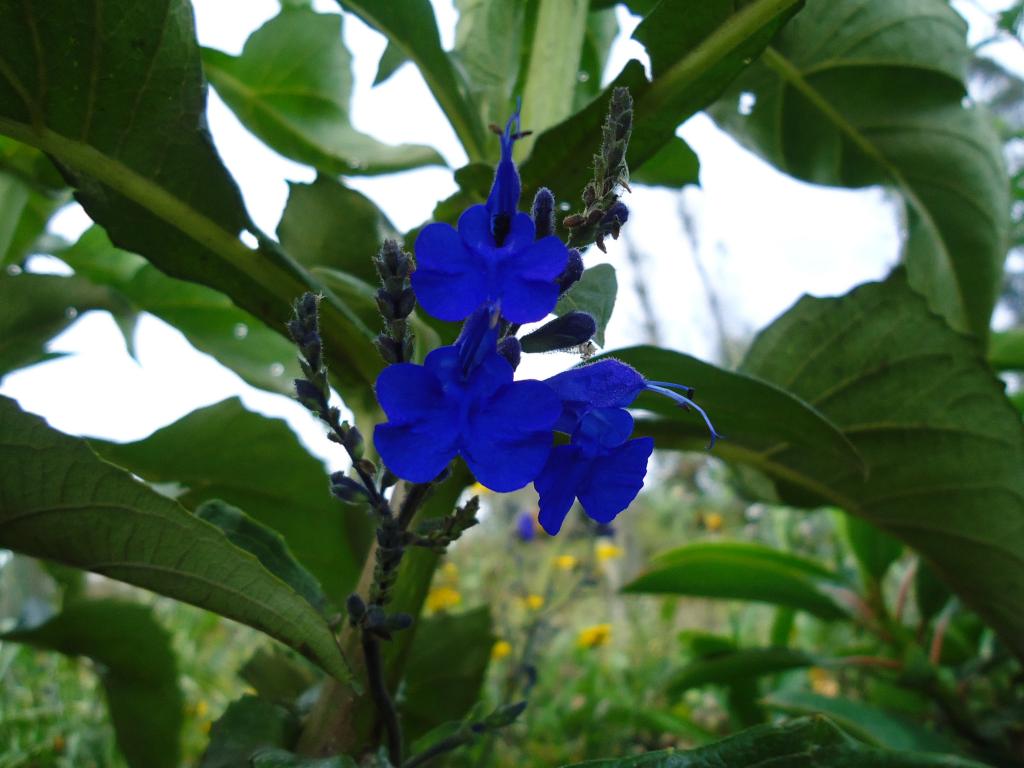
[2,0,1021,469]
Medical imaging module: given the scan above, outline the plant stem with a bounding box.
[402,732,473,768]
[363,631,403,766]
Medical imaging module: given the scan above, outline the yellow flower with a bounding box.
[525,594,545,610]
[425,586,462,613]
[469,482,493,496]
[705,512,724,532]
[595,542,623,562]
[577,623,612,649]
[554,554,578,571]
[808,667,839,697]
[491,640,512,661]
[195,699,209,719]
[440,561,459,580]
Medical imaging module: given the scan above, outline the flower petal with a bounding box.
[375,363,445,422]
[574,407,634,451]
[375,419,458,484]
[535,445,587,535]
[412,221,486,321]
[457,205,494,254]
[462,379,561,492]
[577,437,654,524]
[501,212,537,252]
[499,277,561,324]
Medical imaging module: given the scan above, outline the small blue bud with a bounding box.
[557,249,584,294]
[497,336,522,369]
[532,187,555,239]
[520,312,596,353]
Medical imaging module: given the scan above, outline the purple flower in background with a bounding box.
[374,308,561,491]
[411,108,569,323]
[516,510,538,542]
[534,407,654,535]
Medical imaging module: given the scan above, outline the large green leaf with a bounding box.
[0,0,379,399]
[0,396,350,681]
[203,9,443,176]
[0,140,67,266]
[197,500,330,615]
[625,542,851,620]
[519,0,803,206]
[336,0,487,160]
[92,398,371,606]
[201,696,300,768]
[560,716,987,767]
[554,264,618,347]
[58,227,302,395]
[602,346,865,479]
[2,599,182,768]
[400,606,494,744]
[452,0,528,135]
[733,273,1024,660]
[988,328,1024,372]
[764,691,961,754]
[708,0,1009,339]
[278,176,399,286]
[0,272,117,379]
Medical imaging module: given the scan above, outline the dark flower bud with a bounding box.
[356,458,377,478]
[380,467,399,490]
[563,213,585,229]
[485,701,528,729]
[375,334,402,364]
[376,239,411,280]
[330,472,369,504]
[395,287,416,318]
[556,249,584,294]
[520,312,596,353]
[376,288,398,320]
[346,593,366,623]
[295,379,325,411]
[531,187,555,239]
[497,336,522,369]
[344,426,365,460]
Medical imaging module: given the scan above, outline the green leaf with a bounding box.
[452,0,529,134]
[196,500,330,615]
[278,176,399,285]
[202,9,444,176]
[2,599,182,768]
[58,227,302,395]
[842,515,903,585]
[559,716,988,767]
[335,0,487,160]
[91,398,371,606]
[373,41,408,87]
[400,606,494,744]
[520,0,803,206]
[574,8,620,113]
[764,691,961,754]
[603,346,865,476]
[666,647,818,697]
[0,396,350,681]
[240,647,319,705]
[555,264,617,347]
[630,138,700,188]
[200,696,300,768]
[708,0,1009,339]
[0,0,380,400]
[730,272,1024,661]
[915,561,953,624]
[988,328,1024,372]
[625,541,851,620]
[0,272,116,379]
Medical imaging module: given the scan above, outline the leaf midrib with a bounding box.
[759,46,970,330]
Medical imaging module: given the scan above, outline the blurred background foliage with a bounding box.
[3,0,1024,766]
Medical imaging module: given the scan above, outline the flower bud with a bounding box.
[556,249,584,294]
[330,472,368,504]
[497,336,522,369]
[531,187,555,239]
[520,312,597,353]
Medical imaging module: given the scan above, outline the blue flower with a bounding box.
[411,109,569,324]
[544,359,721,447]
[374,308,561,491]
[534,407,654,535]
[516,510,537,542]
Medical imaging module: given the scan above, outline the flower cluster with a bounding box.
[374,94,719,535]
